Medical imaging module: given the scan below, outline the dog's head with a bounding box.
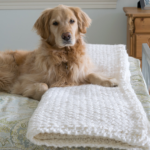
[34,5,91,48]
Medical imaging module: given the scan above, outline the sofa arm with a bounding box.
[142,43,150,93]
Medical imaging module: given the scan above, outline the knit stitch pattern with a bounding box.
[26,44,150,150]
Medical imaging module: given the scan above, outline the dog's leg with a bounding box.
[11,82,48,100]
[87,73,118,87]
[0,72,13,92]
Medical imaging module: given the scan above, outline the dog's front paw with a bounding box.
[23,83,48,101]
[102,78,118,87]
[109,78,118,87]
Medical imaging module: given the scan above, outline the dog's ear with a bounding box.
[69,7,91,34]
[34,9,52,39]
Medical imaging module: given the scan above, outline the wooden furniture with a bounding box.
[123,7,150,65]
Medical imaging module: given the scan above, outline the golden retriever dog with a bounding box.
[0,5,118,100]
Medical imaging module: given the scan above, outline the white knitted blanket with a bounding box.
[26,44,150,150]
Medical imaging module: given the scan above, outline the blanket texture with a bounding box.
[26,44,150,150]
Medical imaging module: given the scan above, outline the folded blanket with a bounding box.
[26,44,150,150]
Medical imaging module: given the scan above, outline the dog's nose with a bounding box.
[61,32,71,41]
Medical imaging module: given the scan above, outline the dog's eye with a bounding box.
[70,19,75,24]
[53,21,59,26]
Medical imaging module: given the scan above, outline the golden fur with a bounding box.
[0,5,118,100]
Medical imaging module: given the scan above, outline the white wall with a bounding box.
[0,0,139,51]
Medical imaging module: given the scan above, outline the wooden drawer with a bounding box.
[135,34,150,58]
[135,18,150,33]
